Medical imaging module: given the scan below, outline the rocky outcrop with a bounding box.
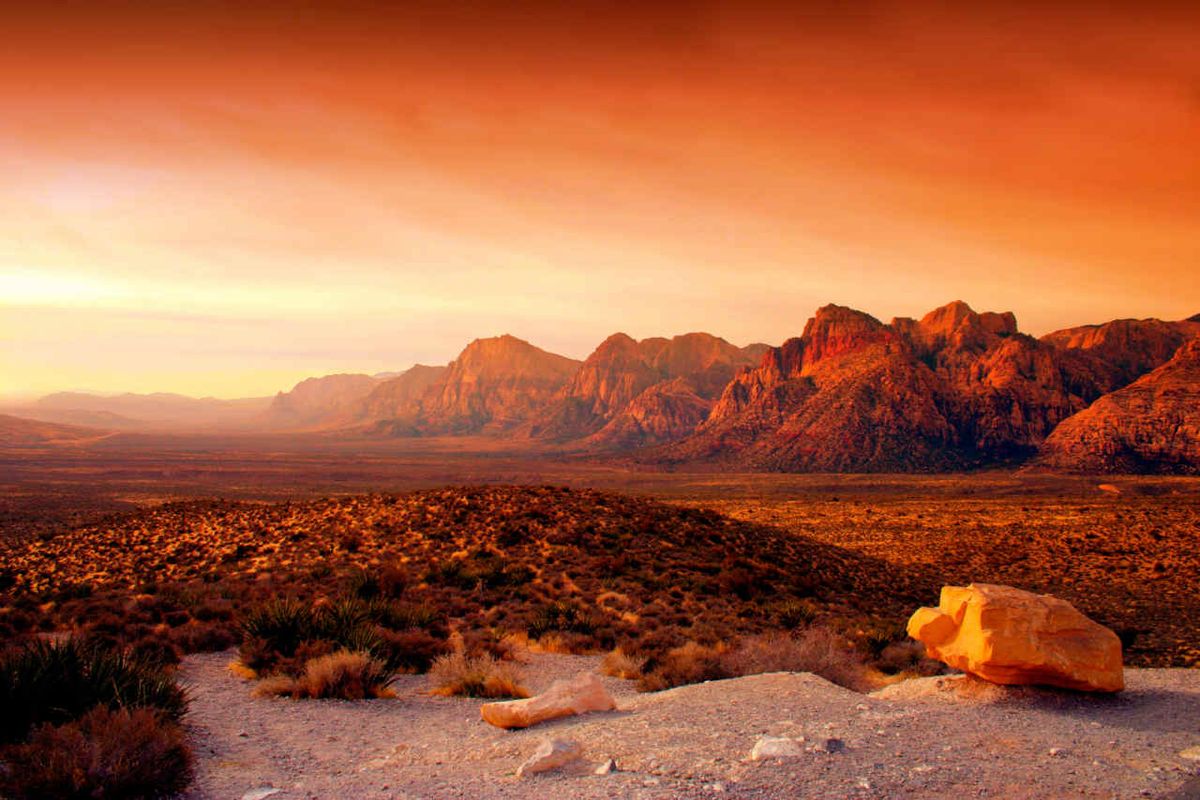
[587,377,713,449]
[363,336,579,436]
[353,364,447,430]
[421,336,579,433]
[524,332,758,447]
[1041,317,1200,388]
[480,672,616,729]
[908,583,1124,692]
[662,301,1166,471]
[1037,337,1200,473]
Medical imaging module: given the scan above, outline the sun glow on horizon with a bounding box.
[3,1,1198,399]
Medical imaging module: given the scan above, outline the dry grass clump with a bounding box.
[636,627,872,693]
[428,650,529,699]
[253,650,396,700]
[726,629,873,692]
[600,647,648,680]
[0,706,192,800]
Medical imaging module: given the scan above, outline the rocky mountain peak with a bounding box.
[800,305,889,370]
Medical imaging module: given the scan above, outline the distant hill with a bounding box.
[0,413,109,446]
[21,391,271,431]
[16,306,1199,473]
[353,364,448,430]
[265,373,381,430]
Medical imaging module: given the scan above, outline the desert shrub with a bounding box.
[238,598,315,672]
[428,651,528,699]
[377,564,410,598]
[237,597,442,680]
[347,569,381,600]
[376,628,450,673]
[637,628,872,693]
[364,600,443,634]
[192,601,234,623]
[316,597,372,641]
[874,640,943,677]
[601,648,646,680]
[637,641,729,692]
[527,601,597,639]
[774,598,820,629]
[722,629,871,692]
[169,621,237,654]
[254,650,395,700]
[128,637,182,668]
[861,621,909,657]
[425,559,476,590]
[0,706,192,800]
[0,638,187,746]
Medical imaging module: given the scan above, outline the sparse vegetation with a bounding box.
[235,596,447,695]
[254,650,397,700]
[601,648,648,679]
[636,628,872,693]
[428,650,529,699]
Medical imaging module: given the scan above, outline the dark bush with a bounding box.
[0,638,187,746]
[0,706,192,800]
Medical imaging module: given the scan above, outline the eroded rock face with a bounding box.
[524,332,757,446]
[908,583,1124,692]
[1037,337,1200,474]
[480,672,616,729]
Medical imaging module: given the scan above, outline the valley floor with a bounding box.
[182,650,1200,800]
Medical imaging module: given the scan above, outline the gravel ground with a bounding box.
[181,651,1200,799]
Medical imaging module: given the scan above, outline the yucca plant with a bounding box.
[0,638,188,746]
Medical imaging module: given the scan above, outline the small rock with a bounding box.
[710,782,726,793]
[516,738,583,778]
[750,735,804,760]
[1180,746,1200,761]
[241,789,282,800]
[594,758,617,775]
[821,738,846,754]
[1048,748,1067,757]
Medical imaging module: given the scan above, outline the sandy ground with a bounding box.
[180,651,1200,800]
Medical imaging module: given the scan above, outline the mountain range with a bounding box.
[5,302,1198,473]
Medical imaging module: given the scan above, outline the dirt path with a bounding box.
[180,651,1200,799]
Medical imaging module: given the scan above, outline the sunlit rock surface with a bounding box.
[908,583,1124,692]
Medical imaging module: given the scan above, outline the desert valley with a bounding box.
[3,300,1200,798]
[5,1,1200,797]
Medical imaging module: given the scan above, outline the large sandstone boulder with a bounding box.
[480,672,616,729]
[908,583,1124,692]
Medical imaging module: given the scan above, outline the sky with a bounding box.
[3,0,1199,399]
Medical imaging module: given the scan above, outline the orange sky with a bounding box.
[3,1,1199,398]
